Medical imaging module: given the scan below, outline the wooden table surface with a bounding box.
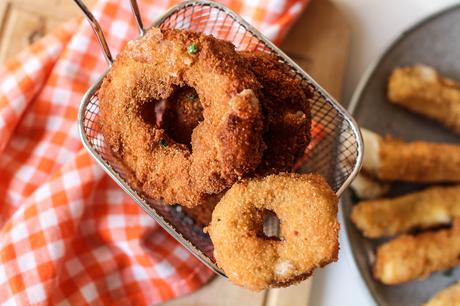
[0,0,350,305]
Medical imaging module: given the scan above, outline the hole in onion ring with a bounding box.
[139,97,163,127]
[162,86,203,146]
[262,209,281,240]
[139,86,204,148]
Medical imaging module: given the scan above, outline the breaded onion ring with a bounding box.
[156,52,312,175]
[176,53,312,221]
[240,51,312,174]
[99,28,265,207]
[207,173,339,291]
[160,86,203,146]
[182,193,220,226]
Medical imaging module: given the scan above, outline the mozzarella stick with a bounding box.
[424,281,460,306]
[349,172,390,200]
[351,185,460,238]
[388,65,460,134]
[374,219,460,285]
[362,128,460,183]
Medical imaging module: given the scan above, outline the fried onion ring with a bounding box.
[99,28,265,207]
[174,53,312,222]
[161,86,203,146]
[156,51,312,176]
[240,51,312,174]
[207,173,339,291]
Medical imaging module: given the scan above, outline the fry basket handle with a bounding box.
[129,0,146,36]
[73,0,114,66]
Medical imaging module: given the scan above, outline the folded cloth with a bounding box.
[0,0,308,304]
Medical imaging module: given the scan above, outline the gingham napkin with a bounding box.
[0,0,309,304]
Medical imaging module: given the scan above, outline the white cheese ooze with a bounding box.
[361,128,381,176]
[275,261,293,277]
[416,65,436,82]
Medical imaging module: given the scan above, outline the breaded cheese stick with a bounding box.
[362,128,460,183]
[424,281,460,306]
[351,185,460,238]
[374,219,460,285]
[350,172,390,200]
[388,65,460,134]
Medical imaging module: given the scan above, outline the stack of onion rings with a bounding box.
[99,27,338,291]
[182,52,312,225]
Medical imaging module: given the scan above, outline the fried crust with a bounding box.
[160,51,312,175]
[99,28,264,207]
[240,51,312,174]
[161,86,203,145]
[388,65,460,134]
[182,193,221,226]
[374,219,460,285]
[351,185,460,238]
[378,137,460,183]
[207,173,339,291]
[180,52,312,221]
[362,129,460,183]
[423,281,460,306]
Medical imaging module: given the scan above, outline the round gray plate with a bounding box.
[343,4,460,306]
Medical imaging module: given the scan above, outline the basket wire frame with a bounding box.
[79,0,363,276]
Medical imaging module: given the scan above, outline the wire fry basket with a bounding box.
[77,0,363,276]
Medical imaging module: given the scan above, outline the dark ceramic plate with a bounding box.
[343,4,460,306]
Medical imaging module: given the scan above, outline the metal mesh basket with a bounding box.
[78,0,363,276]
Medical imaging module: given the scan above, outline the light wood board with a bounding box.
[0,0,350,305]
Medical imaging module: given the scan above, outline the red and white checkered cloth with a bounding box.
[0,0,309,304]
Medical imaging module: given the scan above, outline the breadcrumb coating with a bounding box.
[99,28,264,207]
[423,280,460,306]
[207,173,339,291]
[351,185,460,238]
[240,51,312,174]
[361,129,460,183]
[374,219,460,285]
[388,65,460,134]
